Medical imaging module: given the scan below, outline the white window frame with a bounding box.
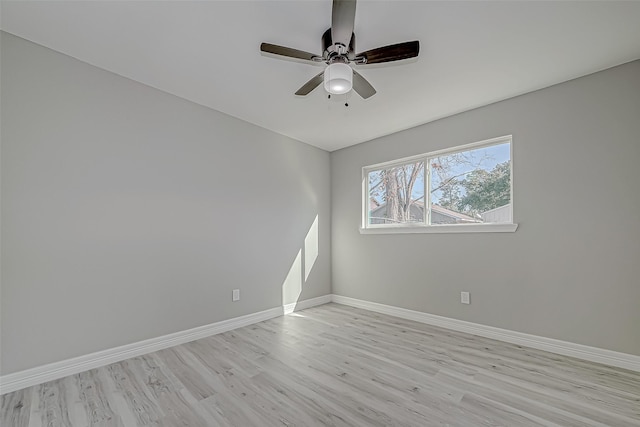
[361,135,518,234]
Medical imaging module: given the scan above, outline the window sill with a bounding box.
[359,223,518,234]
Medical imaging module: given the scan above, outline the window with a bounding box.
[363,136,516,233]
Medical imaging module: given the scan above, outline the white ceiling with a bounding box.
[2,1,640,152]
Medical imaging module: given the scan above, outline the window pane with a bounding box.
[429,142,511,224]
[368,162,425,225]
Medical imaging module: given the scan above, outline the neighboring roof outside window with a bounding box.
[369,200,483,225]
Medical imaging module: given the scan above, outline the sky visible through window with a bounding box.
[368,142,510,204]
[430,142,510,205]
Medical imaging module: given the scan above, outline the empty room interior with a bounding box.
[1,1,640,426]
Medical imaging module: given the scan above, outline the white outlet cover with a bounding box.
[461,292,470,304]
[232,289,240,302]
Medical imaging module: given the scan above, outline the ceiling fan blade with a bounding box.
[352,70,376,99]
[295,72,325,96]
[260,43,320,62]
[331,0,356,48]
[357,40,419,64]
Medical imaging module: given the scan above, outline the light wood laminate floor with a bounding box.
[2,303,640,426]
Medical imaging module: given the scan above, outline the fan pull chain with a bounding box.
[326,92,350,107]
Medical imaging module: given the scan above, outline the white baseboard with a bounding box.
[331,294,640,373]
[284,294,332,314]
[0,295,331,395]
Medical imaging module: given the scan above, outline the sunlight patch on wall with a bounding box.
[282,249,302,306]
[304,215,319,282]
[282,215,320,313]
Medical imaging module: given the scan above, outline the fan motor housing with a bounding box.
[322,29,356,60]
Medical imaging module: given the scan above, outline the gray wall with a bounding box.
[1,32,331,375]
[331,60,640,356]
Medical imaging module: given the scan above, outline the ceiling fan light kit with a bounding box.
[324,62,353,95]
[260,0,419,100]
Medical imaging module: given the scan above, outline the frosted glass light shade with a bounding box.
[324,63,353,95]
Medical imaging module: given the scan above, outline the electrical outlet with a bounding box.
[461,291,470,304]
[232,289,240,302]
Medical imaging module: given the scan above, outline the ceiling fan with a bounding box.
[260,0,419,99]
